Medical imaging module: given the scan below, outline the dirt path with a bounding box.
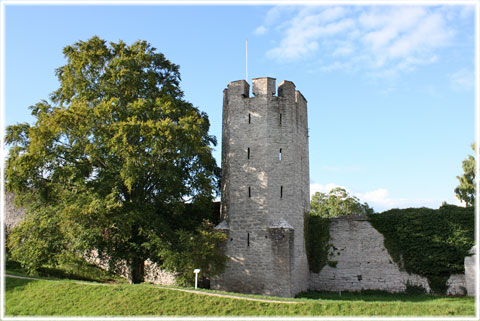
[153,287,302,304]
[5,274,302,304]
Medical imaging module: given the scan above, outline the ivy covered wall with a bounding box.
[306,204,474,294]
[368,204,474,293]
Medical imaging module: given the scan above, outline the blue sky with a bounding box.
[2,2,476,212]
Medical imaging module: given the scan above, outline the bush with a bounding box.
[7,205,67,274]
[159,220,227,286]
[368,204,474,294]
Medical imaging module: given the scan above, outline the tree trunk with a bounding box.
[129,256,145,284]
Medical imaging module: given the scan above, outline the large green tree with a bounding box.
[454,143,476,207]
[6,36,224,283]
[310,187,373,218]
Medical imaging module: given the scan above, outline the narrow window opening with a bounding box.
[280,186,283,198]
[247,147,250,159]
[247,233,250,247]
[279,148,282,160]
[248,186,251,198]
[248,113,251,124]
[279,113,282,125]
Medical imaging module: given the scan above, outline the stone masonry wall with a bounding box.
[446,274,467,296]
[464,245,476,296]
[4,192,26,229]
[309,216,432,293]
[309,216,467,295]
[86,250,176,285]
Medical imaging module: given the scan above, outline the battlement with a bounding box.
[227,80,249,97]
[252,77,276,96]
[226,77,306,103]
[277,80,295,98]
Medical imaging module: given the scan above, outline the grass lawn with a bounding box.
[6,260,127,284]
[5,276,475,317]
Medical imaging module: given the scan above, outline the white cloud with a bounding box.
[266,14,355,61]
[388,13,451,59]
[363,27,397,51]
[359,7,428,56]
[361,6,426,31]
[264,6,296,26]
[357,188,437,211]
[332,43,353,57]
[314,6,347,23]
[310,183,345,199]
[259,5,462,77]
[356,188,399,208]
[450,68,474,91]
[254,25,268,35]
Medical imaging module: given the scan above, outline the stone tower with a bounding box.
[211,77,310,298]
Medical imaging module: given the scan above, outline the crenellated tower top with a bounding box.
[225,77,307,103]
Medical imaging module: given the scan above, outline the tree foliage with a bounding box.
[6,36,224,282]
[454,144,476,207]
[310,187,373,218]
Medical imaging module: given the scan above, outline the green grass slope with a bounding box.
[6,277,474,317]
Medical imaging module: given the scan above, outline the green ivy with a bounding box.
[368,204,474,294]
[305,215,331,273]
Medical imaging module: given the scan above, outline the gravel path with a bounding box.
[5,274,302,304]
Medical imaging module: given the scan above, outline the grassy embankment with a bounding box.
[5,271,474,317]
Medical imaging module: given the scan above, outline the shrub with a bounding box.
[159,220,227,286]
[7,205,67,274]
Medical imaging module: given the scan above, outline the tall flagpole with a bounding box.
[246,39,248,83]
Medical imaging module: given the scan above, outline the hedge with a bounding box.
[368,204,474,293]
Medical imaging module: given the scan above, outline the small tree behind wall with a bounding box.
[455,143,476,207]
[310,187,374,218]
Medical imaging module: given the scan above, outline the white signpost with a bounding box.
[193,269,201,289]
